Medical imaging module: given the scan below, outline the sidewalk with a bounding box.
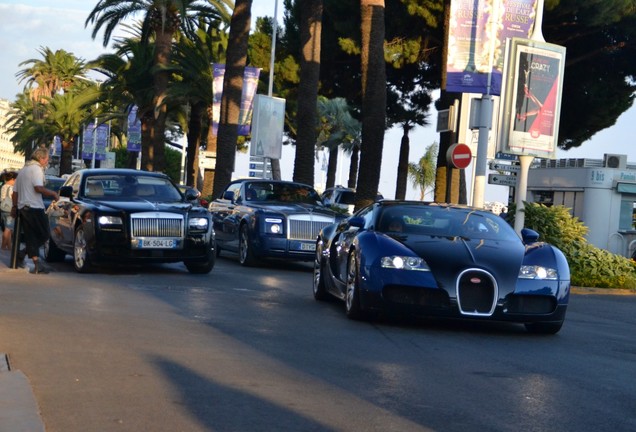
[0,250,47,431]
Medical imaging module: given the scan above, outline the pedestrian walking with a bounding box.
[10,147,59,274]
[1,170,18,250]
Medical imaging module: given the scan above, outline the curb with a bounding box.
[0,354,46,432]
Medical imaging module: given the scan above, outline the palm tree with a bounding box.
[16,47,87,102]
[91,30,163,169]
[355,0,386,210]
[44,90,100,174]
[85,0,232,172]
[212,0,253,198]
[408,142,438,201]
[315,97,360,189]
[169,21,229,188]
[292,0,323,186]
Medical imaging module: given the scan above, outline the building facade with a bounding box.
[526,154,636,258]
[0,98,25,170]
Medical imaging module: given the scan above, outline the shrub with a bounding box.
[509,202,636,289]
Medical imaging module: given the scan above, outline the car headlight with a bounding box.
[519,265,558,280]
[98,215,123,225]
[381,256,430,271]
[189,217,209,230]
[265,217,283,234]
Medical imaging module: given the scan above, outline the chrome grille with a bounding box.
[131,212,184,238]
[456,269,497,316]
[288,215,335,240]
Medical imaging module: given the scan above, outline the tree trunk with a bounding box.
[144,28,171,173]
[60,138,74,175]
[347,146,359,189]
[293,0,323,186]
[356,0,386,210]
[212,0,252,199]
[395,126,410,200]
[186,102,204,187]
[325,146,338,189]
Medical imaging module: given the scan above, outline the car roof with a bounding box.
[76,168,170,179]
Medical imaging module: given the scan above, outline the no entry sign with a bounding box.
[447,143,472,169]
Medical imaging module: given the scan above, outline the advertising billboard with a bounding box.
[446,0,539,95]
[498,38,566,158]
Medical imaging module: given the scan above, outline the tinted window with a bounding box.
[378,206,518,241]
[83,174,182,202]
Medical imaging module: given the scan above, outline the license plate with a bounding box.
[300,242,316,251]
[139,239,177,249]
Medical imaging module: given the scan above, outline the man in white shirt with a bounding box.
[11,147,60,273]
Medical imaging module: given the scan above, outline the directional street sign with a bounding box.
[488,173,517,187]
[489,161,521,172]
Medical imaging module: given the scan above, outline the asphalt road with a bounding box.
[1,249,635,432]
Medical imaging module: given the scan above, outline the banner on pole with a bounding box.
[446,0,539,95]
[212,65,261,136]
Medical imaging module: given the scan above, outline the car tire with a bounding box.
[313,239,329,301]
[73,225,93,273]
[524,321,563,335]
[238,224,258,266]
[44,239,66,262]
[184,244,216,274]
[345,252,366,320]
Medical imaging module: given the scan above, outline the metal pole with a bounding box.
[91,116,98,169]
[513,155,534,234]
[471,0,500,209]
[267,0,279,97]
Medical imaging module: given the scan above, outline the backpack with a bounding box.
[0,184,13,212]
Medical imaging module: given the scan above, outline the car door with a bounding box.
[209,182,243,248]
[48,173,80,251]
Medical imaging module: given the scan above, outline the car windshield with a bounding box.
[245,182,321,204]
[378,206,518,241]
[45,177,65,192]
[83,174,183,202]
[337,191,356,205]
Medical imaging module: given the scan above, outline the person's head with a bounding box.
[31,147,50,167]
[3,171,17,183]
[388,217,404,232]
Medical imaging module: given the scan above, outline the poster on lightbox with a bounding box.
[499,38,566,158]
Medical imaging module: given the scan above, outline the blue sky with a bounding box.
[1,1,634,202]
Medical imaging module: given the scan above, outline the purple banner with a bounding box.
[81,123,109,161]
[212,64,261,136]
[127,105,142,152]
[446,0,537,95]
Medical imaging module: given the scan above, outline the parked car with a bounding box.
[45,168,215,274]
[321,186,383,214]
[313,201,571,334]
[209,179,343,266]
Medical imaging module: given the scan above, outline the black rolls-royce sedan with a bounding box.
[45,168,215,273]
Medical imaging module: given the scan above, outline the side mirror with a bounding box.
[521,228,540,244]
[348,216,365,229]
[59,185,73,198]
[184,188,200,202]
[222,190,235,201]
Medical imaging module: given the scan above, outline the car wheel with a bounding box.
[524,321,563,335]
[73,225,93,273]
[44,239,66,262]
[345,252,366,320]
[313,239,329,301]
[184,244,216,274]
[238,224,258,266]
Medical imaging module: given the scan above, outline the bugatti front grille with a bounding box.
[456,269,497,316]
[131,212,184,238]
[288,217,333,240]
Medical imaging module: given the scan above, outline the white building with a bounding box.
[0,98,25,170]
[526,153,636,258]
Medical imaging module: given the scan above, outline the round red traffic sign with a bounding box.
[447,143,472,169]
